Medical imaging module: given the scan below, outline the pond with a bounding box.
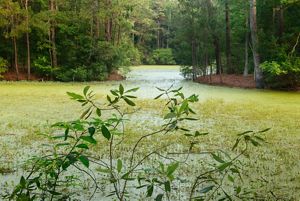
[0,65,299,200]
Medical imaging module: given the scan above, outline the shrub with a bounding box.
[0,57,8,79]
[151,48,176,65]
[33,56,59,80]
[261,57,300,89]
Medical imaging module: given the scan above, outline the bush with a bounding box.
[56,66,90,82]
[33,56,59,80]
[261,57,300,89]
[151,48,176,65]
[6,85,269,200]
[0,57,8,79]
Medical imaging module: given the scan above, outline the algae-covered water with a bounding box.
[0,65,299,200]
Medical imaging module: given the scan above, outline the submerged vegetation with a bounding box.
[2,84,272,200]
[0,0,299,199]
[0,67,299,200]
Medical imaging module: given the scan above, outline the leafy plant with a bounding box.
[151,49,176,65]
[33,56,59,80]
[0,57,8,79]
[261,56,300,89]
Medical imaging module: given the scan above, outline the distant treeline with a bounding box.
[0,0,299,88]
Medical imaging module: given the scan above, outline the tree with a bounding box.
[225,0,233,73]
[0,0,27,80]
[249,0,264,88]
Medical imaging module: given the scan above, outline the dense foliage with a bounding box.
[0,57,7,79]
[0,0,299,88]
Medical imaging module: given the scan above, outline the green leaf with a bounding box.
[125,87,139,93]
[117,159,122,173]
[212,153,225,163]
[184,117,198,121]
[156,87,165,91]
[64,127,69,141]
[101,125,111,140]
[97,168,111,173]
[164,181,171,192]
[167,162,179,177]
[67,92,84,100]
[228,175,234,183]
[123,97,136,106]
[110,90,119,96]
[96,108,101,117]
[20,176,26,187]
[154,93,164,99]
[259,128,271,133]
[107,95,112,103]
[80,136,97,144]
[179,100,188,113]
[49,191,62,195]
[195,131,209,137]
[164,112,176,119]
[124,95,137,99]
[236,186,242,194]
[81,106,92,119]
[155,194,164,201]
[218,162,232,171]
[76,144,89,149]
[79,155,89,168]
[88,127,95,136]
[184,134,194,137]
[250,138,260,146]
[83,86,90,96]
[232,138,241,151]
[55,143,70,147]
[237,131,253,136]
[199,185,214,193]
[146,185,154,197]
[119,84,124,95]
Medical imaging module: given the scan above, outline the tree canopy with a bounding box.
[0,0,299,88]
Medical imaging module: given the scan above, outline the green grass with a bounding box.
[0,78,299,199]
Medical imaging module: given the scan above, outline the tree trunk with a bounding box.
[13,37,19,81]
[244,14,249,76]
[213,35,222,75]
[249,0,264,88]
[49,0,57,68]
[225,0,233,73]
[191,39,197,80]
[94,0,100,39]
[105,0,112,42]
[25,0,31,80]
[278,5,284,41]
[157,21,160,49]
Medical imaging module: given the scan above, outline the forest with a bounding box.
[0,0,300,201]
[0,0,299,88]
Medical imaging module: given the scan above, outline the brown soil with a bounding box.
[107,71,125,81]
[3,71,41,81]
[196,74,256,89]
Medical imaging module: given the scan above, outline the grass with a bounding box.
[0,71,299,199]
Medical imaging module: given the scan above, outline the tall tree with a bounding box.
[244,13,249,76]
[21,0,31,80]
[249,0,264,88]
[225,0,233,73]
[49,0,57,68]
